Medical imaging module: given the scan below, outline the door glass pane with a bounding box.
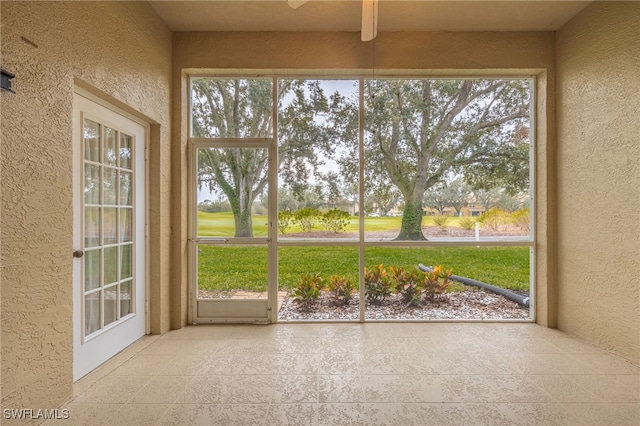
[191,78,273,138]
[103,168,118,205]
[85,292,101,336]
[84,207,100,248]
[120,280,132,316]
[84,249,101,291]
[104,127,118,167]
[120,133,132,169]
[120,244,132,280]
[104,284,117,326]
[196,147,268,238]
[120,171,132,206]
[120,208,132,242]
[197,245,267,299]
[81,114,138,338]
[103,208,118,245]
[84,164,101,205]
[104,246,118,285]
[84,119,101,162]
[278,246,359,321]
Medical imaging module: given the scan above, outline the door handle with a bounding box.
[73,250,84,259]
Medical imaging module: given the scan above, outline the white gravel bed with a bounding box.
[278,288,530,321]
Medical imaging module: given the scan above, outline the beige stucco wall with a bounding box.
[172,31,557,325]
[556,2,640,364]
[1,0,172,413]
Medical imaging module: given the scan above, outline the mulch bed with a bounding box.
[278,287,530,321]
[201,225,530,320]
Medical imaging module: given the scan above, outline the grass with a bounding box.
[196,211,528,296]
[197,211,475,236]
[197,211,268,237]
[198,245,530,294]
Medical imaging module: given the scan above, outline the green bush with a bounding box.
[278,210,295,234]
[511,208,530,232]
[420,265,453,300]
[459,217,476,230]
[197,200,232,213]
[387,265,453,305]
[478,208,509,231]
[389,266,422,306]
[432,215,450,230]
[294,207,322,232]
[326,275,356,304]
[290,273,323,303]
[321,209,351,233]
[364,264,393,304]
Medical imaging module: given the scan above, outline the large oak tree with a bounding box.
[193,78,530,240]
[192,78,356,237]
[363,79,530,240]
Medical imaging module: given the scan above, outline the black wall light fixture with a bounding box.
[1,69,16,93]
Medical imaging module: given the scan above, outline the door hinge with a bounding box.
[144,147,149,161]
[145,224,149,237]
[145,301,149,314]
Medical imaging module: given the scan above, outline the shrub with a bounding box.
[432,215,449,230]
[326,275,356,304]
[290,273,323,303]
[252,204,267,216]
[390,266,422,306]
[420,265,453,300]
[511,208,530,232]
[321,209,351,233]
[294,207,322,232]
[364,264,393,304]
[478,208,509,231]
[459,217,476,230]
[197,200,232,213]
[278,210,295,234]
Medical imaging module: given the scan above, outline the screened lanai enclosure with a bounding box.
[188,77,534,323]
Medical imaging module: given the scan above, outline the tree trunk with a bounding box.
[396,198,427,240]
[229,178,255,238]
[234,208,253,237]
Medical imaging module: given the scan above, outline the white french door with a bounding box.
[72,92,147,380]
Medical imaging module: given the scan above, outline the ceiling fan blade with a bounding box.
[288,0,310,9]
[361,0,378,42]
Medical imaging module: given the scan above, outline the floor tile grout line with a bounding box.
[66,324,640,426]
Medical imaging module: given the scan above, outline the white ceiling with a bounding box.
[149,0,592,33]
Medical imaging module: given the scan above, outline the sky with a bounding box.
[196,79,359,204]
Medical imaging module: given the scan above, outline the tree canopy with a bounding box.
[193,77,530,240]
[360,79,530,239]
[192,78,357,237]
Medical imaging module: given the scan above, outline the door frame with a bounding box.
[188,139,278,324]
[72,88,150,380]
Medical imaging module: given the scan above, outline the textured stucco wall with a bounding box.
[556,2,640,364]
[1,0,172,413]
[172,31,557,325]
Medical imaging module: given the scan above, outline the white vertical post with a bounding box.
[475,222,480,242]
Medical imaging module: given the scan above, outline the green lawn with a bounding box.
[198,245,530,293]
[197,211,269,237]
[196,211,529,295]
[197,211,470,236]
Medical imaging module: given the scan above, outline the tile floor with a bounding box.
[48,323,639,425]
